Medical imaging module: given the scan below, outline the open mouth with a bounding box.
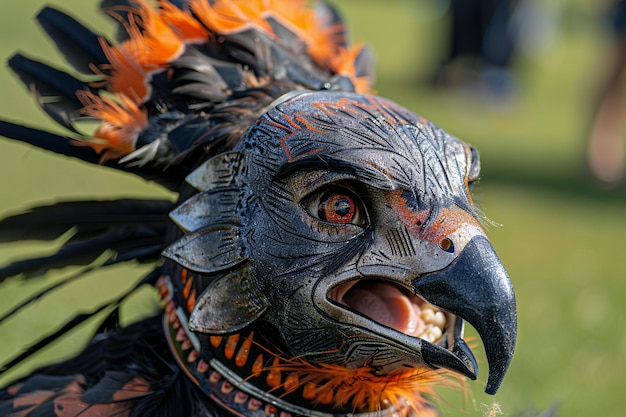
[327,279,451,345]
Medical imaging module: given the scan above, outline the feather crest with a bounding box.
[5,0,373,170]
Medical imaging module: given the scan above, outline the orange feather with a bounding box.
[76,91,148,160]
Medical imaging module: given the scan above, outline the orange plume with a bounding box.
[266,356,467,416]
[77,91,148,161]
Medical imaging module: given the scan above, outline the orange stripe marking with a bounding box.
[235,332,253,367]
[224,334,240,360]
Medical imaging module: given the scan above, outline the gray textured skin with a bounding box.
[165,91,517,395]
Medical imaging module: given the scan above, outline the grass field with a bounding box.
[1,1,626,416]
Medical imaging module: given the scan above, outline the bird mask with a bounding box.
[162,91,517,415]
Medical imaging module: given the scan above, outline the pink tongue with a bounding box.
[342,282,423,335]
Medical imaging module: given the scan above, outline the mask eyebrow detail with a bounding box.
[273,154,396,190]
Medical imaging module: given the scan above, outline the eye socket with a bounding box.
[303,186,367,226]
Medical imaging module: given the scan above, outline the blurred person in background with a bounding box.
[431,0,521,99]
[587,0,626,185]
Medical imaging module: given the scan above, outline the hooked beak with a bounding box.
[413,236,517,394]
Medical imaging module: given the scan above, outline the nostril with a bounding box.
[439,238,454,253]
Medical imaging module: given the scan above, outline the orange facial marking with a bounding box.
[224,334,240,360]
[235,332,254,367]
[421,206,482,244]
[181,269,188,284]
[258,117,323,163]
[293,115,326,134]
[385,189,428,235]
[283,114,301,131]
[312,95,407,126]
[385,189,481,245]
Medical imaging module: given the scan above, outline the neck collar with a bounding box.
[157,274,431,417]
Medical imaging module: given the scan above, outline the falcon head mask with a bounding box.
[163,91,517,415]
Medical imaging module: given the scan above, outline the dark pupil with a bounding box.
[333,198,351,217]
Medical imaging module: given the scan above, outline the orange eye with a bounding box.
[303,186,366,226]
[320,192,356,223]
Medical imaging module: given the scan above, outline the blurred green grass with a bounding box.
[1,1,625,416]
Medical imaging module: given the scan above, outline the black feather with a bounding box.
[3,312,200,417]
[0,268,162,377]
[0,199,174,281]
[100,0,135,42]
[0,199,174,243]
[37,7,110,74]
[0,225,164,281]
[0,230,158,281]
[171,50,231,102]
[314,2,348,48]
[8,54,94,132]
[354,46,376,82]
[0,121,185,190]
[81,371,152,402]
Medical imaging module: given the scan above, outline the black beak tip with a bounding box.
[485,357,512,394]
[484,318,517,394]
[413,236,517,395]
